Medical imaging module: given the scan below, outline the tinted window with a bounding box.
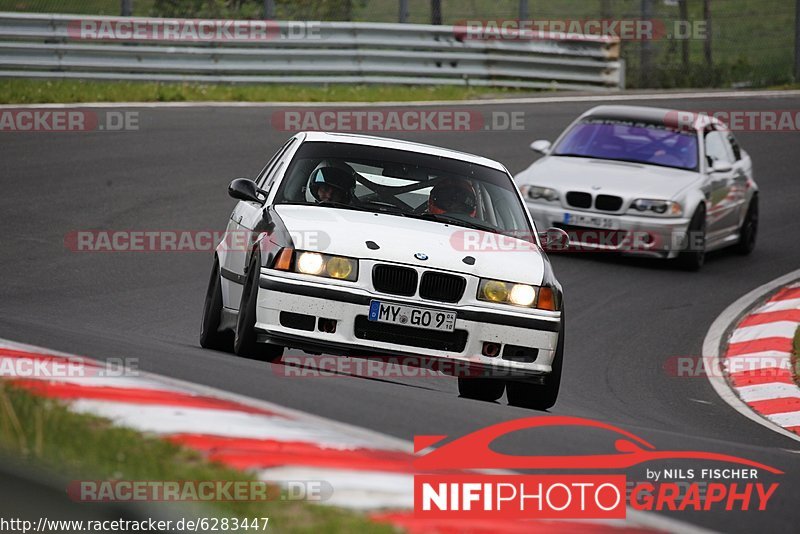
[552,118,699,171]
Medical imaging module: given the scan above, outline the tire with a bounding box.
[506,312,564,410]
[199,257,232,351]
[457,377,505,402]
[734,197,758,255]
[233,251,283,361]
[676,205,706,271]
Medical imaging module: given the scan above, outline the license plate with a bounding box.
[368,300,456,332]
[563,212,619,229]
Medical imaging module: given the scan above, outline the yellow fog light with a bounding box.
[326,256,354,280]
[509,284,536,307]
[296,252,324,275]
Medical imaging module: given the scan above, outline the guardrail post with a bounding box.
[120,0,132,16]
[399,0,409,23]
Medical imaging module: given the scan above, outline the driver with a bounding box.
[309,161,356,204]
[427,178,477,217]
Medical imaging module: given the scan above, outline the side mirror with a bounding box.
[538,227,570,251]
[530,140,552,155]
[710,160,733,173]
[228,178,265,204]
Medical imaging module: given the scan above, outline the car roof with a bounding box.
[299,131,507,172]
[579,105,718,130]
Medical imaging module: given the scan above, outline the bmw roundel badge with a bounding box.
[414,252,429,261]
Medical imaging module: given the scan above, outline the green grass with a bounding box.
[0,78,526,103]
[0,382,392,533]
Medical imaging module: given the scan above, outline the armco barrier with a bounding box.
[0,12,623,91]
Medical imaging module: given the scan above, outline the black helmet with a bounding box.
[309,162,356,202]
[428,178,477,216]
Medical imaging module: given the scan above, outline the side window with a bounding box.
[256,138,296,188]
[704,130,734,166]
[260,139,297,190]
[726,132,742,161]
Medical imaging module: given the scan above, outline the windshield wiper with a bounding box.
[414,213,498,233]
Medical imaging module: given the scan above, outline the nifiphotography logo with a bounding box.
[413,416,782,519]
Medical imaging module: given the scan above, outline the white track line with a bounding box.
[1,89,800,109]
[702,269,800,443]
[753,298,800,314]
[729,322,799,343]
[736,383,800,403]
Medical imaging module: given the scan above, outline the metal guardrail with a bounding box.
[0,12,624,91]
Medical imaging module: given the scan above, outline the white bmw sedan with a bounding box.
[515,105,759,270]
[200,132,565,409]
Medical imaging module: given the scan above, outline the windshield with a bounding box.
[273,141,533,237]
[552,119,699,171]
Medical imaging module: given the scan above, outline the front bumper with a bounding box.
[528,202,692,259]
[256,271,561,377]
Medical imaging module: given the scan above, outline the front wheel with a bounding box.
[734,197,758,255]
[675,206,706,271]
[234,251,283,361]
[458,377,505,402]
[506,312,564,410]
[200,257,232,351]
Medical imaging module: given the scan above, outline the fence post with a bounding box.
[399,0,409,23]
[679,0,689,70]
[519,0,529,21]
[264,0,275,19]
[431,0,442,25]
[397,0,408,23]
[639,0,655,87]
[703,0,712,75]
[795,0,800,81]
[120,0,132,16]
[600,0,612,19]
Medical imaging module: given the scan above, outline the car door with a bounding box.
[724,130,752,228]
[701,128,739,243]
[220,138,297,310]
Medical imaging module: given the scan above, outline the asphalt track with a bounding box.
[2,93,799,532]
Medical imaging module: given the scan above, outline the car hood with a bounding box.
[516,156,701,199]
[274,205,545,285]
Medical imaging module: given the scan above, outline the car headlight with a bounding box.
[273,248,358,281]
[628,199,683,217]
[477,279,558,310]
[520,184,559,202]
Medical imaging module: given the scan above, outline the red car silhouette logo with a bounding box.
[413,416,782,474]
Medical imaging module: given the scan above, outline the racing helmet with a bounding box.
[427,178,477,216]
[309,161,356,202]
